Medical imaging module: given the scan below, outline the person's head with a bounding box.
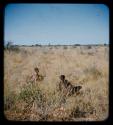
[34,67,39,73]
[60,75,65,81]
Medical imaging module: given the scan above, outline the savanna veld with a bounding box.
[4,45,109,121]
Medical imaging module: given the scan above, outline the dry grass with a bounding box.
[4,45,109,121]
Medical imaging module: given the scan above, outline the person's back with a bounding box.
[68,86,82,96]
[59,75,82,96]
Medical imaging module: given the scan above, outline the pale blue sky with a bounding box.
[4,4,109,45]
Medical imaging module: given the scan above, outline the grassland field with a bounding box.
[4,45,109,121]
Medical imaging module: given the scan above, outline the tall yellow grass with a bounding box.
[4,45,109,121]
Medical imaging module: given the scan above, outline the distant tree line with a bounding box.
[4,41,20,52]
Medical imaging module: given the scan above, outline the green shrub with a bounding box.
[4,91,18,110]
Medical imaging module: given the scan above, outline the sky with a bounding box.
[4,4,109,45]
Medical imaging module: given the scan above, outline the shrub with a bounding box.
[87,46,92,49]
[5,45,20,53]
[63,46,68,49]
[4,91,18,110]
[18,84,45,105]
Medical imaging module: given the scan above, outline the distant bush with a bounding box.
[4,42,20,53]
[82,46,92,50]
[54,46,58,49]
[11,46,20,52]
[104,43,107,46]
[5,46,20,53]
[63,46,68,49]
[74,44,80,46]
[87,46,92,49]
[35,44,42,47]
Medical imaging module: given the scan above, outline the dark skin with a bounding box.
[34,67,44,81]
[60,75,65,82]
[64,80,73,89]
[59,75,66,91]
[59,75,82,96]
[59,76,63,91]
[69,86,82,96]
[34,67,39,74]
